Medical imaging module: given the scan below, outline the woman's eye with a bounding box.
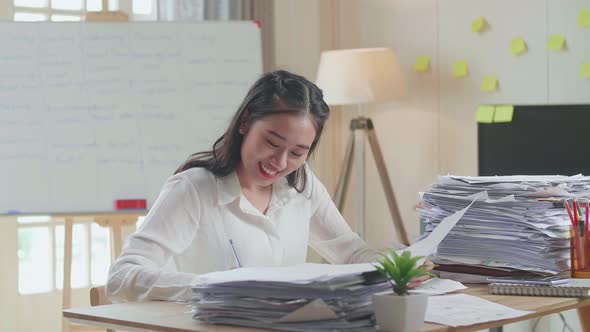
[290,151,303,157]
[266,139,279,147]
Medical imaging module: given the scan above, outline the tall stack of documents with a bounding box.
[191,263,390,331]
[418,175,590,276]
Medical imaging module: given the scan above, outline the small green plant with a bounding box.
[373,249,435,296]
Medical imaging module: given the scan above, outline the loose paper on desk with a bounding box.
[409,278,467,295]
[425,294,531,327]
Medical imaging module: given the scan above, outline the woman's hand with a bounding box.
[407,260,434,289]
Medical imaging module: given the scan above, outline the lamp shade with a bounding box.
[315,48,406,106]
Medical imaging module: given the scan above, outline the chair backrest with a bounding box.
[89,286,112,307]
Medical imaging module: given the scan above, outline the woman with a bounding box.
[106,70,429,302]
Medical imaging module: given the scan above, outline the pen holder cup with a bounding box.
[570,227,590,278]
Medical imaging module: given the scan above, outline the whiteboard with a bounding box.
[0,22,262,213]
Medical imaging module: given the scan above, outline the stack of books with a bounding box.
[190,263,390,332]
[418,175,590,277]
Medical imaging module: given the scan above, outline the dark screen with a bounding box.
[478,104,590,176]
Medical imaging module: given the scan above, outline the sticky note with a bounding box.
[581,62,590,79]
[493,105,514,123]
[577,9,590,27]
[510,37,527,55]
[547,35,566,51]
[481,75,498,92]
[414,56,430,72]
[453,61,468,78]
[476,106,495,123]
[471,16,487,32]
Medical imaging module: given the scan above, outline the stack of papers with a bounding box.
[417,175,590,275]
[190,263,389,332]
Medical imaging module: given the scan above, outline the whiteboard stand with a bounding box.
[60,212,145,332]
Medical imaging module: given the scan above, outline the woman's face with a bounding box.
[237,112,317,189]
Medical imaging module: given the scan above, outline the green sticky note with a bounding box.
[481,75,498,92]
[414,56,430,72]
[453,61,468,78]
[581,62,590,79]
[476,105,495,123]
[577,9,590,27]
[547,35,566,51]
[471,16,487,32]
[494,105,514,123]
[510,37,527,55]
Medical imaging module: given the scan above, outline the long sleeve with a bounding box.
[308,173,381,264]
[106,173,202,302]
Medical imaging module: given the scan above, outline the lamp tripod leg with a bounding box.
[334,126,355,211]
[366,126,410,245]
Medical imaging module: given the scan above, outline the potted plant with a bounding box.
[372,249,433,332]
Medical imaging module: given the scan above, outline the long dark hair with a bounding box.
[175,70,330,193]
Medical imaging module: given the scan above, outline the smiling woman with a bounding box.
[105,70,431,303]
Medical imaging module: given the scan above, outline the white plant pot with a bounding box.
[372,293,428,332]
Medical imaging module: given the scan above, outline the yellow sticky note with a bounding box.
[453,61,468,78]
[577,9,590,27]
[581,61,590,79]
[493,105,514,123]
[476,105,495,123]
[471,16,487,32]
[414,56,430,72]
[547,35,566,51]
[510,37,527,55]
[481,75,498,92]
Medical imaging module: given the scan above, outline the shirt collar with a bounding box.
[216,172,241,206]
[215,171,299,207]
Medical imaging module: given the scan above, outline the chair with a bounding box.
[89,286,114,332]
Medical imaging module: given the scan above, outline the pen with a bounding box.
[565,200,582,270]
[573,197,584,271]
[585,201,590,270]
[229,239,243,268]
[574,197,586,271]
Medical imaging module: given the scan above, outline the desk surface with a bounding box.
[63,285,590,332]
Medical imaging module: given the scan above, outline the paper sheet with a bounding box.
[453,61,468,78]
[409,278,467,295]
[278,299,338,322]
[476,105,494,123]
[414,56,430,72]
[471,16,487,32]
[510,37,527,55]
[481,75,498,92]
[493,105,514,123]
[577,9,590,27]
[399,200,475,265]
[548,35,566,51]
[581,62,590,79]
[425,294,532,327]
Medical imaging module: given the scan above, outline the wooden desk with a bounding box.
[63,285,590,332]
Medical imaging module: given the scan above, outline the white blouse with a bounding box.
[106,166,379,302]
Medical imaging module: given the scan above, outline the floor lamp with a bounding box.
[316,48,409,245]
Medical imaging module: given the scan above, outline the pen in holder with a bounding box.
[568,198,590,278]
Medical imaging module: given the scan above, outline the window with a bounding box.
[17,217,111,294]
[12,0,156,22]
